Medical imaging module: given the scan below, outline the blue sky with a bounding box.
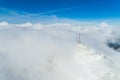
[0,0,120,20]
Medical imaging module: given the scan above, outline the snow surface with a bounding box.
[0,21,120,80]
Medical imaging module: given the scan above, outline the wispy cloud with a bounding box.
[0,8,27,16]
[27,6,80,16]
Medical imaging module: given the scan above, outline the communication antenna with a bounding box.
[77,32,81,44]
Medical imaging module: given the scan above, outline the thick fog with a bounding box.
[0,21,120,80]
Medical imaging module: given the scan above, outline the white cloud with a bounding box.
[0,21,9,27]
[0,18,120,80]
[99,22,109,28]
[16,22,33,27]
[33,23,43,29]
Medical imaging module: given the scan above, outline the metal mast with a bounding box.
[77,32,81,44]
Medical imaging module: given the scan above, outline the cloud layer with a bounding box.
[0,21,120,80]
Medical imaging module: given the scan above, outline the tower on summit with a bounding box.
[77,33,81,44]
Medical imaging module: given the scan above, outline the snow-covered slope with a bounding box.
[74,44,120,80]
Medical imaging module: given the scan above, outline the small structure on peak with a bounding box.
[77,33,81,44]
